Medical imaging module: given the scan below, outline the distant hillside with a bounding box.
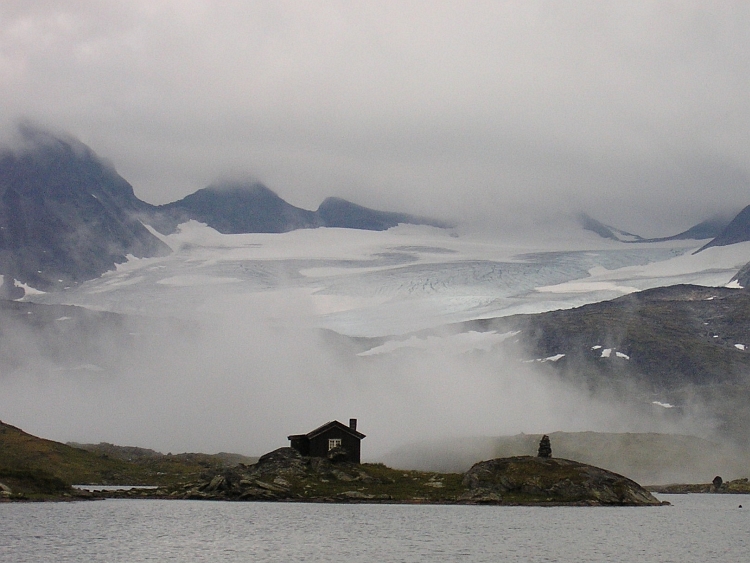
[0,420,255,486]
[356,284,750,449]
[465,284,750,389]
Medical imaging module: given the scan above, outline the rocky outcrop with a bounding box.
[461,456,663,505]
[172,448,664,505]
[177,448,386,501]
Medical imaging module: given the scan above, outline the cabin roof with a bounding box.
[287,420,366,441]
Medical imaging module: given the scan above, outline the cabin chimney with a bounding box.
[349,418,357,431]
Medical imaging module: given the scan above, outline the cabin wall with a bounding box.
[309,428,361,463]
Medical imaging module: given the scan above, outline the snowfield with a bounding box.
[25,221,750,338]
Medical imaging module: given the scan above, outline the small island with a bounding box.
[0,421,667,505]
[154,444,665,506]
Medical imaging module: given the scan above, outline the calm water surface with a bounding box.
[1,495,748,562]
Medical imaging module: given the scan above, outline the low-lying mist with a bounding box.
[0,288,719,474]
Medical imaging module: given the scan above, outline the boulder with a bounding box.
[462,456,663,505]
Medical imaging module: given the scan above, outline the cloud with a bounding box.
[1,1,749,234]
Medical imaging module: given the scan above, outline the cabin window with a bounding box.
[328,438,342,450]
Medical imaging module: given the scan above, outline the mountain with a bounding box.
[580,213,731,244]
[443,284,750,446]
[158,182,321,234]
[579,213,644,242]
[155,189,452,235]
[316,197,452,231]
[662,216,732,241]
[0,125,171,291]
[698,204,750,251]
[0,127,451,290]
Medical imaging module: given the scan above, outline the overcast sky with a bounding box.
[1,1,749,235]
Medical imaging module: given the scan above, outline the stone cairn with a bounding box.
[537,435,552,458]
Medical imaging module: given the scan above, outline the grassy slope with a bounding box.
[0,421,254,486]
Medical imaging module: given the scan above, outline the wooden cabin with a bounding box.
[288,419,365,464]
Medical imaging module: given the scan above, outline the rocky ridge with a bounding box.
[154,447,664,506]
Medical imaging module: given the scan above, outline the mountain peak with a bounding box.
[697,205,750,252]
[578,214,643,242]
[0,126,170,290]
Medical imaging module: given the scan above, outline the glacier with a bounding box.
[24,221,749,338]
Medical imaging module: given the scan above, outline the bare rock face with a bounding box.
[181,447,379,501]
[462,456,663,505]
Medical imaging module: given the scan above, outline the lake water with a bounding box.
[1,495,747,562]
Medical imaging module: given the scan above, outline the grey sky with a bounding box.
[1,1,749,235]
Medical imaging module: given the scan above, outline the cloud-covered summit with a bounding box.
[1,2,749,235]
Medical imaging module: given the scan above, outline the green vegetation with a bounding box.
[0,421,255,488]
[282,464,467,502]
[0,467,72,500]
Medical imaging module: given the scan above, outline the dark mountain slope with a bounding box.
[578,214,643,242]
[432,284,750,447]
[317,197,452,231]
[463,285,750,389]
[698,204,750,251]
[663,216,731,241]
[580,213,731,243]
[158,182,321,234]
[0,126,170,290]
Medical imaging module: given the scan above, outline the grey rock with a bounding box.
[463,456,662,505]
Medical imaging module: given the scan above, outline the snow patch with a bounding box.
[615,351,630,359]
[735,344,745,351]
[600,348,612,358]
[544,354,566,362]
[652,401,675,409]
[591,345,602,350]
[726,279,743,289]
